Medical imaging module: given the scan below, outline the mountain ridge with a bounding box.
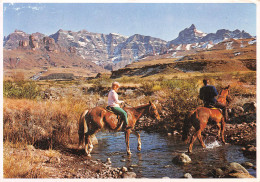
[3,24,254,72]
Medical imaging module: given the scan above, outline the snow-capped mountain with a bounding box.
[3,24,254,70]
[168,24,252,46]
[168,24,207,45]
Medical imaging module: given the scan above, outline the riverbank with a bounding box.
[4,112,256,179]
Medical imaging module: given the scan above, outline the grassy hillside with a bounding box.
[3,49,109,80]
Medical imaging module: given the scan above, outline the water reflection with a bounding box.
[91,131,256,178]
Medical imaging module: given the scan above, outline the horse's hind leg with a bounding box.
[188,129,206,153]
[132,131,141,151]
[188,130,198,153]
[197,129,206,149]
[85,133,93,157]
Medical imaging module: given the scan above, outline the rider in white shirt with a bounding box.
[107,82,128,128]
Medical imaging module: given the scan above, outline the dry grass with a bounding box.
[3,141,60,178]
[129,58,177,68]
[3,97,88,148]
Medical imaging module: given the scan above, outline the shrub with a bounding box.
[3,80,41,100]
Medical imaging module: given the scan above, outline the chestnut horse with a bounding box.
[182,85,231,153]
[78,102,160,156]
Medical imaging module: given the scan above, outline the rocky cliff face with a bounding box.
[48,30,167,70]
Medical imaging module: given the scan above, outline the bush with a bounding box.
[161,79,201,121]
[3,81,41,100]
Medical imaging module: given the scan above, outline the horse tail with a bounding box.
[182,109,195,142]
[78,109,89,148]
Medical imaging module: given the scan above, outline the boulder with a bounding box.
[183,173,192,178]
[243,102,256,113]
[242,162,254,168]
[172,153,191,164]
[121,167,128,173]
[225,172,255,178]
[227,162,249,174]
[122,172,136,178]
[214,168,225,177]
[232,106,244,115]
[106,158,111,164]
[242,145,256,156]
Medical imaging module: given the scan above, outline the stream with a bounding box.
[90,131,256,178]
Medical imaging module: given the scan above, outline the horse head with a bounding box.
[218,85,232,105]
[148,101,161,120]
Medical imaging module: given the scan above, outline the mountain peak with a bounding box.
[189,24,196,29]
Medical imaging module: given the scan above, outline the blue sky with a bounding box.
[3,3,256,41]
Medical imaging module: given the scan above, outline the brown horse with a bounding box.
[78,101,160,156]
[182,85,231,153]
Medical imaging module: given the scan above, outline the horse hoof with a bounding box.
[86,154,91,157]
[127,152,132,155]
[137,146,141,151]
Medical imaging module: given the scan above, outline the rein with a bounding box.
[124,102,135,108]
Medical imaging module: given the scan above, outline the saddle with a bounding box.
[206,105,222,113]
[106,106,114,113]
[105,106,124,126]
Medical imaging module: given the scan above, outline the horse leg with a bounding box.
[197,127,206,148]
[132,130,141,151]
[221,118,226,144]
[78,110,88,149]
[125,129,132,155]
[84,133,93,157]
[188,130,200,153]
[216,122,221,141]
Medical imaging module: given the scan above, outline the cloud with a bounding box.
[14,7,21,11]
[6,4,43,12]
[28,6,41,11]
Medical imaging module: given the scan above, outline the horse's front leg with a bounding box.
[216,122,221,140]
[221,118,226,144]
[132,130,141,151]
[125,129,132,155]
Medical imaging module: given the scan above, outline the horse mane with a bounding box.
[133,103,150,110]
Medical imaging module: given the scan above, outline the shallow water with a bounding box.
[91,131,256,178]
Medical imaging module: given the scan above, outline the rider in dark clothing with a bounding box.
[199,79,228,121]
[199,81,218,107]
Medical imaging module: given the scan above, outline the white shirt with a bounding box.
[108,90,124,107]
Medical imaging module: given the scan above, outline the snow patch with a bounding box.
[186,44,191,50]
[66,34,74,40]
[234,52,241,56]
[225,42,233,50]
[248,39,256,45]
[207,44,214,49]
[78,41,87,47]
[176,44,182,50]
